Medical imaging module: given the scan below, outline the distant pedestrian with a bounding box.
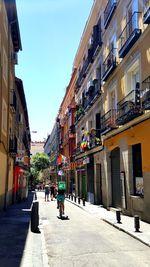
[50,184,55,201]
[45,185,50,201]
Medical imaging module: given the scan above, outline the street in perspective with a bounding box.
[0,0,150,266]
[38,192,150,267]
[0,190,150,267]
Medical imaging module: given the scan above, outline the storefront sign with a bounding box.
[16,150,25,163]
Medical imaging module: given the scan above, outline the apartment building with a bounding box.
[73,0,104,204]
[58,69,76,193]
[0,0,30,209]
[45,0,150,222]
[72,0,150,222]
[44,122,60,184]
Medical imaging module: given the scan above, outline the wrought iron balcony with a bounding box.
[76,50,93,92]
[83,80,101,112]
[143,0,150,24]
[75,142,83,156]
[75,105,84,123]
[88,129,101,149]
[119,12,141,58]
[22,131,30,150]
[10,90,16,113]
[90,79,101,104]
[141,76,150,110]
[69,124,76,134]
[117,88,142,125]
[104,0,117,29]
[102,48,117,81]
[100,109,117,134]
[9,135,17,154]
[83,48,93,75]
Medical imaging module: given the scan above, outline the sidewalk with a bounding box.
[0,192,44,267]
[66,197,150,247]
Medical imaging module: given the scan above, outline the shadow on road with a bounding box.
[0,192,34,267]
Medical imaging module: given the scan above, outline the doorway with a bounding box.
[111,147,122,208]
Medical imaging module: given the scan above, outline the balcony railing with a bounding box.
[88,129,101,149]
[76,49,94,92]
[83,80,101,112]
[104,0,117,29]
[75,105,84,123]
[10,90,16,113]
[75,142,83,156]
[69,124,75,134]
[102,48,117,81]
[141,76,150,110]
[100,109,117,134]
[119,12,141,58]
[9,135,17,154]
[143,0,150,24]
[22,131,30,150]
[116,88,142,125]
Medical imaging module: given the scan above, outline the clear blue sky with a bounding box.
[15,0,93,141]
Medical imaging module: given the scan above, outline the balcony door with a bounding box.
[126,59,140,94]
[127,3,133,35]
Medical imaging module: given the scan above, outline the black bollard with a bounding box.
[69,194,70,199]
[34,191,37,200]
[74,196,76,202]
[71,195,73,201]
[82,198,85,206]
[31,201,40,233]
[116,210,121,223]
[134,215,140,232]
[78,197,80,204]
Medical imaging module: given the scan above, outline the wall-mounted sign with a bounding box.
[136,177,144,196]
[83,157,90,165]
[16,150,25,163]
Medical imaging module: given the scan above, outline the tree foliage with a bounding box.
[31,152,50,172]
[29,153,49,186]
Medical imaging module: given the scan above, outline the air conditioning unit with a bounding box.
[11,52,18,65]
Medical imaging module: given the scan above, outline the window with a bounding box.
[108,83,117,111]
[2,47,8,86]
[109,90,116,109]
[87,120,92,132]
[132,143,144,196]
[2,98,7,136]
[3,3,8,36]
[125,59,140,95]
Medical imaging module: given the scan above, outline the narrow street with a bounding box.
[38,192,150,267]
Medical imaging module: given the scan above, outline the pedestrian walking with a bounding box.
[45,185,50,201]
[50,184,55,200]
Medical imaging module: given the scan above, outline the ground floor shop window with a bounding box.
[132,143,144,197]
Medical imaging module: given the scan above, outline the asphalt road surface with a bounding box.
[38,192,150,267]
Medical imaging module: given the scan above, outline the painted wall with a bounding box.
[0,151,7,209]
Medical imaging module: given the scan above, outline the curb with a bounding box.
[102,218,150,248]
